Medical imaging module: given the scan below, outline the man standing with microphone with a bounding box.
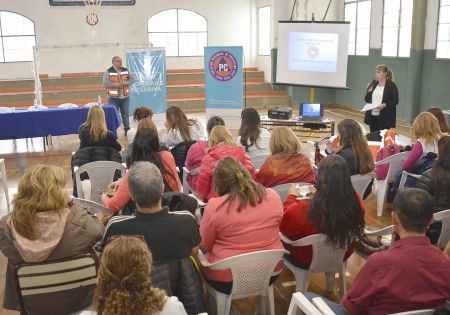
[103,56,136,137]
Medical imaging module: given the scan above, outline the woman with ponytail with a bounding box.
[199,157,283,294]
[364,64,399,133]
[416,135,450,244]
[93,236,187,315]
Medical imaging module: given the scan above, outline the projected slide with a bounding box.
[288,32,339,73]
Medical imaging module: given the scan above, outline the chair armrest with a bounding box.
[183,166,191,175]
[312,297,336,315]
[364,225,393,237]
[196,250,213,267]
[289,292,324,315]
[399,170,422,190]
[280,233,327,247]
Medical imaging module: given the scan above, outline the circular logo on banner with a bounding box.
[208,51,238,81]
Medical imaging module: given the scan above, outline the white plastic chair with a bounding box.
[0,159,10,212]
[75,161,126,204]
[287,292,324,315]
[281,233,347,295]
[374,151,409,216]
[197,249,286,315]
[182,166,199,194]
[14,252,98,315]
[272,182,310,203]
[355,225,394,259]
[398,171,422,190]
[434,209,450,250]
[72,197,113,215]
[351,173,374,197]
[287,292,436,315]
[58,103,79,109]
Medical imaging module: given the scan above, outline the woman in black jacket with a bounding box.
[78,105,121,151]
[416,135,450,244]
[364,64,399,132]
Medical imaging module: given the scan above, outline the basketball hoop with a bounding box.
[83,0,103,26]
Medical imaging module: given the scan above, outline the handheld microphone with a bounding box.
[370,79,377,86]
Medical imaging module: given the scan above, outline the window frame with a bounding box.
[344,0,372,56]
[0,11,36,63]
[436,0,450,60]
[147,8,208,57]
[258,5,271,56]
[381,0,413,58]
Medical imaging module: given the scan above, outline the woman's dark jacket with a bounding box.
[364,79,399,129]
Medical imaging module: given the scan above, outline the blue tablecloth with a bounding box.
[0,105,121,140]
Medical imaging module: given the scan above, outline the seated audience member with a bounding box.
[326,119,374,176]
[196,125,255,201]
[160,106,204,147]
[416,135,450,244]
[280,155,365,268]
[0,165,104,312]
[374,129,401,180]
[428,107,450,133]
[340,188,450,314]
[79,105,121,151]
[92,236,187,315]
[100,162,200,264]
[403,112,444,172]
[237,107,271,158]
[103,128,180,213]
[123,117,158,168]
[200,157,284,294]
[257,126,315,187]
[304,189,450,314]
[185,115,225,192]
[127,106,153,141]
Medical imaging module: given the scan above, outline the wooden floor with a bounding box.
[0,106,409,315]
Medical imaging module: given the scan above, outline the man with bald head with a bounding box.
[103,56,136,136]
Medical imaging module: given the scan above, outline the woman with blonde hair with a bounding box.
[79,105,121,151]
[327,119,375,175]
[200,158,283,294]
[0,165,104,313]
[402,112,445,171]
[161,106,204,147]
[256,126,315,187]
[93,236,187,315]
[196,125,255,201]
[364,64,399,132]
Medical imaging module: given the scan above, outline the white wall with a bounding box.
[0,0,254,79]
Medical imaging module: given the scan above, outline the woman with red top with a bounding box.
[200,157,284,294]
[185,116,225,192]
[102,128,181,213]
[280,155,365,268]
[257,126,316,187]
[196,126,255,201]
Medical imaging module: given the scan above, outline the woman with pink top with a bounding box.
[102,128,181,213]
[402,112,445,171]
[184,116,225,192]
[200,157,283,294]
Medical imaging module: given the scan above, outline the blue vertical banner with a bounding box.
[204,46,243,128]
[125,48,166,114]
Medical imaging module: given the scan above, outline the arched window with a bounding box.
[148,9,207,57]
[0,11,36,62]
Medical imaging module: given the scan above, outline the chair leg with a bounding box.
[215,293,232,315]
[294,270,311,292]
[259,294,267,315]
[268,285,275,315]
[0,163,10,212]
[376,180,388,217]
[325,272,335,292]
[339,264,347,296]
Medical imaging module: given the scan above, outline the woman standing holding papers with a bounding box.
[364,64,399,133]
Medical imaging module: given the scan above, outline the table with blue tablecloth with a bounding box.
[0,105,121,140]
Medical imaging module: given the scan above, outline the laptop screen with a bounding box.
[299,103,323,118]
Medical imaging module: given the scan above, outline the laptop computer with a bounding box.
[298,103,324,122]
